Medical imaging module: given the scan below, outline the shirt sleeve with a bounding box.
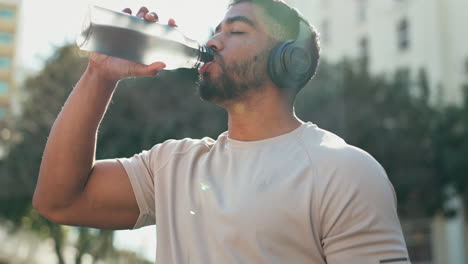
[317,147,411,264]
[117,145,160,229]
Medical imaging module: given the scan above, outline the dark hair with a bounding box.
[229,0,299,41]
[229,0,321,94]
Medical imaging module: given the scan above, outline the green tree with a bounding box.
[0,44,89,263]
[432,59,468,216]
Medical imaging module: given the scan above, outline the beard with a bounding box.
[197,50,270,103]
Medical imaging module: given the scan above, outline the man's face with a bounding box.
[197,2,274,104]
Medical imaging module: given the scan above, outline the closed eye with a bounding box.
[231,32,245,35]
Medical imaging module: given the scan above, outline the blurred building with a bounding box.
[0,0,20,158]
[288,0,468,263]
[290,0,468,105]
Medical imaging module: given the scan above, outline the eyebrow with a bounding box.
[215,16,256,33]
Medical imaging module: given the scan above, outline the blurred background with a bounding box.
[0,0,467,263]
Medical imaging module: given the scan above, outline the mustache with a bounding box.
[211,51,224,65]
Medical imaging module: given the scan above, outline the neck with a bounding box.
[224,88,303,141]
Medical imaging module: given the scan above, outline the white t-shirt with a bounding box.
[117,122,410,264]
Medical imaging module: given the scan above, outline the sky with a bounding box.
[15,0,230,261]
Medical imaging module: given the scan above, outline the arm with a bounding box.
[33,7,169,229]
[318,149,410,263]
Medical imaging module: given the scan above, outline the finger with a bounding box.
[150,12,159,22]
[168,18,178,27]
[144,12,158,22]
[136,6,149,18]
[133,62,166,77]
[147,62,167,75]
[122,8,132,15]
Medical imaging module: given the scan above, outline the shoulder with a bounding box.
[298,123,387,182]
[299,126,408,260]
[298,123,395,207]
[148,137,215,157]
[155,137,215,155]
[133,137,216,171]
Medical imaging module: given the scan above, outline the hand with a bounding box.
[87,7,179,82]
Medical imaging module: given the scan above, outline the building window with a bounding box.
[0,81,8,94]
[0,8,14,20]
[359,37,369,59]
[358,0,367,22]
[398,18,410,51]
[321,20,330,45]
[0,32,13,44]
[0,57,10,69]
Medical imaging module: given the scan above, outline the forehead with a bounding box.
[223,2,267,27]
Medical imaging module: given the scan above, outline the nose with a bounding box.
[206,34,224,53]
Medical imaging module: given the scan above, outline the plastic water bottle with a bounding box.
[76,5,214,70]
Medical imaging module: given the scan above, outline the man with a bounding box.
[33,0,411,263]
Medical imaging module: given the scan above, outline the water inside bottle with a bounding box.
[77,5,207,70]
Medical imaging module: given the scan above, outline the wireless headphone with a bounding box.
[267,8,318,90]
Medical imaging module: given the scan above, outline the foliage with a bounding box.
[0,46,88,238]
[431,59,468,216]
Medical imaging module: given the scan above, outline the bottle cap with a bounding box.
[200,45,214,63]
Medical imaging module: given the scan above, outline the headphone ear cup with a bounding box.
[268,41,292,89]
[268,41,313,90]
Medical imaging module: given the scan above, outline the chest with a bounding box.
[154,146,324,263]
[161,147,314,233]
